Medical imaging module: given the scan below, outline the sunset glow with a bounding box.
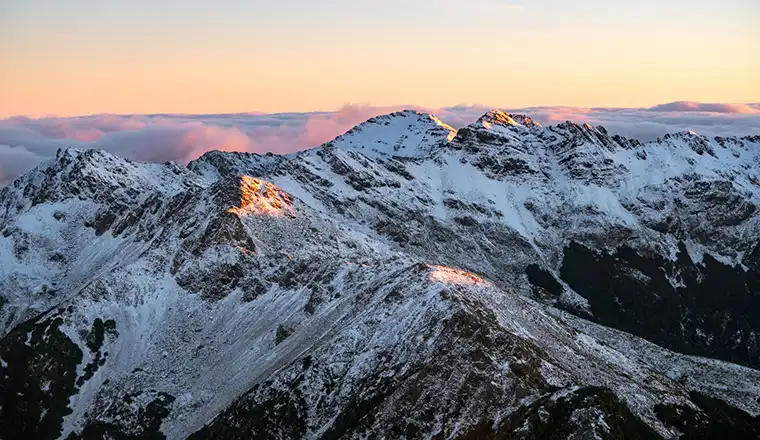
[0,0,758,117]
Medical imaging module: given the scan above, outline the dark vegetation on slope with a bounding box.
[0,310,82,440]
[0,310,174,440]
[560,241,760,369]
[65,390,175,440]
[525,264,564,299]
[655,391,760,440]
[457,386,661,440]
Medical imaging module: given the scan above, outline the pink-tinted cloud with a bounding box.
[648,101,760,114]
[0,105,421,185]
[1,102,759,186]
[0,145,45,187]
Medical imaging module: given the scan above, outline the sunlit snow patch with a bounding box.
[428,265,489,285]
[226,176,296,218]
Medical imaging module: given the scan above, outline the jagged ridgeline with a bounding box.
[2,110,760,439]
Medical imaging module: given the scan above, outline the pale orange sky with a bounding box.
[1,0,758,117]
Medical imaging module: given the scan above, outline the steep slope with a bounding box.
[2,111,760,440]
[192,111,760,368]
[0,149,204,335]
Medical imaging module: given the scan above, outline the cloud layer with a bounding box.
[1,102,759,186]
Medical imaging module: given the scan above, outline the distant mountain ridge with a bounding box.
[2,109,760,439]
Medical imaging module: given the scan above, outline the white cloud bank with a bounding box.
[1,101,759,186]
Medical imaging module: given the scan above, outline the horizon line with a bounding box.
[3,100,760,120]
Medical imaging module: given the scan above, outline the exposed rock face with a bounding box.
[2,109,760,439]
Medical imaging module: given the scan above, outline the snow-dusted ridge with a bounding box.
[319,109,457,157]
[2,109,760,439]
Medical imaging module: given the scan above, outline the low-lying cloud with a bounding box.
[1,101,758,186]
[648,101,760,114]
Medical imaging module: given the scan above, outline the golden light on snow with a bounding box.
[429,115,458,142]
[227,176,296,217]
[428,265,488,286]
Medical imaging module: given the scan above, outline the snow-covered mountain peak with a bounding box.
[323,110,456,158]
[659,130,716,156]
[0,148,202,222]
[476,109,541,129]
[554,120,600,134]
[663,129,708,141]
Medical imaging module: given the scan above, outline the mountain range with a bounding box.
[2,109,760,439]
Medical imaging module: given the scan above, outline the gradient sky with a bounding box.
[1,0,758,117]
